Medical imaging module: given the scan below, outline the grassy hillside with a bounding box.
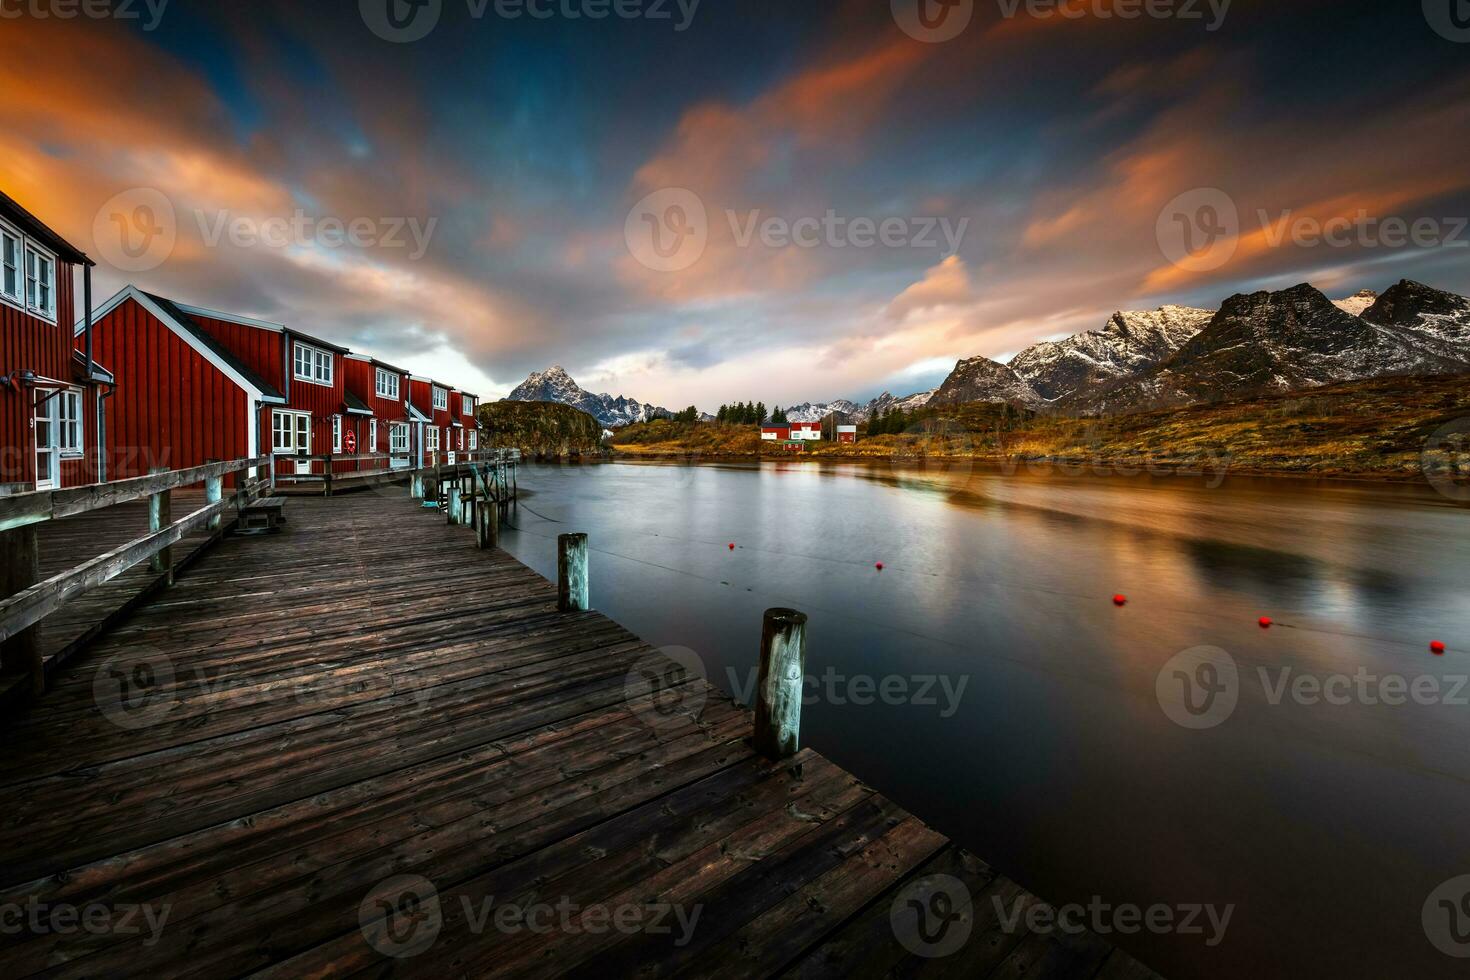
[610,374,1470,481]
[478,400,605,459]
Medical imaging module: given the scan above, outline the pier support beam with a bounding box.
[148,468,174,585]
[410,471,424,499]
[447,482,461,525]
[557,533,589,612]
[753,607,808,759]
[0,525,41,696]
[476,493,499,549]
[205,464,223,533]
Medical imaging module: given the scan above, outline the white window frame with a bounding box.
[0,221,21,306]
[272,409,312,453]
[425,425,440,452]
[389,423,409,454]
[24,242,56,322]
[461,394,474,415]
[375,368,400,400]
[293,341,334,386]
[369,419,378,453]
[432,386,447,411]
[57,388,83,456]
[468,430,478,451]
[332,415,342,453]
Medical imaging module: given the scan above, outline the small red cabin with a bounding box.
[760,425,791,441]
[0,190,111,493]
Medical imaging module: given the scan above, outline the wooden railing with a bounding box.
[0,457,268,696]
[274,449,518,497]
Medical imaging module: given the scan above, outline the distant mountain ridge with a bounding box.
[923,279,1470,415]
[505,366,672,427]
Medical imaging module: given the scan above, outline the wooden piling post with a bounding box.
[478,493,499,549]
[0,525,42,696]
[753,608,808,759]
[205,459,223,532]
[447,478,461,525]
[323,452,334,498]
[148,467,174,584]
[557,533,589,612]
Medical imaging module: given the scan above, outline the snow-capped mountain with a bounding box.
[1010,305,1212,403]
[929,355,1044,408]
[783,400,862,423]
[1068,281,1470,414]
[1333,289,1378,317]
[852,389,935,422]
[505,366,672,427]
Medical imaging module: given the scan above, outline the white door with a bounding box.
[34,392,59,490]
[292,414,313,474]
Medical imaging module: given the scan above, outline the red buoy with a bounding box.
[1431,640,1447,655]
[1112,594,1127,607]
[875,562,884,571]
[1258,616,1273,629]
[727,543,735,550]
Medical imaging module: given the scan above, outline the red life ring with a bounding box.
[344,430,357,453]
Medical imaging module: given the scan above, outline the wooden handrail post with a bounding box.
[0,524,42,696]
[478,491,499,549]
[753,608,808,759]
[205,458,222,532]
[148,467,174,584]
[323,452,334,498]
[557,533,589,612]
[447,477,461,525]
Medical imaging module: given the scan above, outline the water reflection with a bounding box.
[500,460,1470,980]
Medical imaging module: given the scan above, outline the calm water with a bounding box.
[499,459,1470,979]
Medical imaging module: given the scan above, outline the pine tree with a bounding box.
[755,401,766,424]
[717,404,728,424]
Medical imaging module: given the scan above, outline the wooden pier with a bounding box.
[0,487,1161,979]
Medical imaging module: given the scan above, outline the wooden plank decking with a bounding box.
[0,488,1161,979]
[0,493,217,709]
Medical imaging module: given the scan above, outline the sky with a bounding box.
[3,0,1469,410]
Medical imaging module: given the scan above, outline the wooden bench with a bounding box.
[239,496,287,533]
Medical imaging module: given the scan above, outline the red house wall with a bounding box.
[87,297,250,482]
[0,263,84,487]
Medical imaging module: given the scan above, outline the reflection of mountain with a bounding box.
[505,365,672,427]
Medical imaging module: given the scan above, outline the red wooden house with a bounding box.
[342,354,416,470]
[83,286,387,486]
[0,190,112,493]
[408,376,460,466]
